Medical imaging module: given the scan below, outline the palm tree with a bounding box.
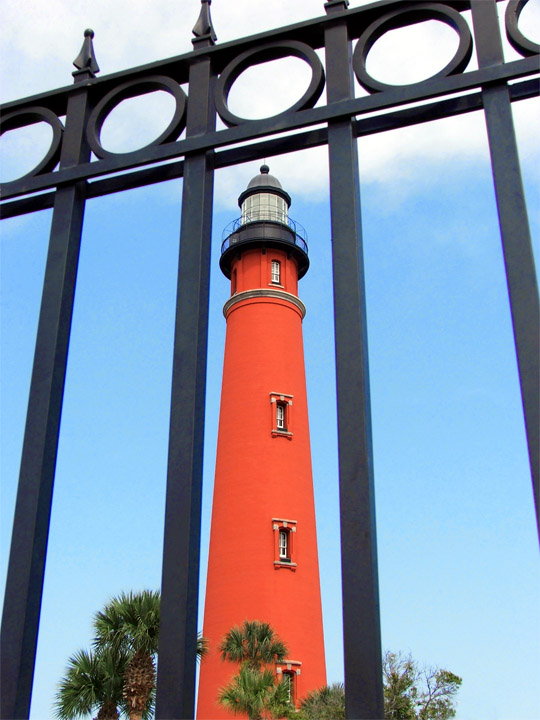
[296,683,345,720]
[218,665,293,720]
[94,591,159,720]
[93,590,208,720]
[218,621,291,719]
[219,620,288,670]
[53,646,129,720]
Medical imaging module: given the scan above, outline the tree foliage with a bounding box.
[219,665,293,720]
[384,652,462,720]
[218,621,293,720]
[296,683,345,720]
[289,654,461,720]
[219,620,288,670]
[55,590,207,720]
[94,591,161,720]
[54,646,129,720]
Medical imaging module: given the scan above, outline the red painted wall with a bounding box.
[197,247,326,719]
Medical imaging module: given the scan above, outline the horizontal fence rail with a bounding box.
[1,1,539,204]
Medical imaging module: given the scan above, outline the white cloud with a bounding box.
[214,145,330,211]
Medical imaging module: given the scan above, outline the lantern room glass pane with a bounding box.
[241,193,288,224]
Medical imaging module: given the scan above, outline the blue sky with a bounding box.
[1,1,539,719]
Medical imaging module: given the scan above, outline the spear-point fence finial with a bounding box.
[73,28,100,78]
[324,0,349,13]
[192,0,217,46]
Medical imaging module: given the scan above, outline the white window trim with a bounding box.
[269,392,293,437]
[276,660,302,703]
[272,518,297,569]
[279,529,289,559]
[276,403,285,430]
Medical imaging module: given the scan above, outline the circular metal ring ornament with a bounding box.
[506,0,540,58]
[215,41,325,127]
[0,106,63,184]
[353,3,473,94]
[87,75,187,158]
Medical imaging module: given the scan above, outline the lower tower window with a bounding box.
[276,661,301,705]
[276,402,286,430]
[279,530,289,560]
[282,671,294,702]
[272,518,297,569]
[270,392,293,437]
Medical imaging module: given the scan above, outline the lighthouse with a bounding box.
[197,166,326,718]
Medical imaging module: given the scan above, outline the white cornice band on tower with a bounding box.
[223,288,306,318]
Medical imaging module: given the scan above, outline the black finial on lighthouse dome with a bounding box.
[260,164,270,174]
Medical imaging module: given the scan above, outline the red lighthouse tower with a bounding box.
[197,166,326,718]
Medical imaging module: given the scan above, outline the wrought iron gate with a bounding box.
[1,0,538,717]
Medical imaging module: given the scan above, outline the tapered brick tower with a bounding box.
[197,166,326,718]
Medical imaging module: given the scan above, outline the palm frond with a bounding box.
[219,666,276,719]
[53,647,127,720]
[94,590,160,657]
[219,620,288,670]
[298,683,345,720]
[197,632,209,662]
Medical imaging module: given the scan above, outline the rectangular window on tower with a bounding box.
[272,518,297,569]
[271,260,281,285]
[279,530,289,561]
[269,392,293,437]
[276,402,286,430]
[276,662,301,701]
[282,672,293,702]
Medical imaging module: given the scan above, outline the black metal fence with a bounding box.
[1,0,538,718]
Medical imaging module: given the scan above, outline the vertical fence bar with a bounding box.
[323,2,384,717]
[471,0,540,539]
[155,51,216,720]
[0,76,93,720]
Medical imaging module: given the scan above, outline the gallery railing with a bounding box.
[221,215,308,254]
[1,0,538,718]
